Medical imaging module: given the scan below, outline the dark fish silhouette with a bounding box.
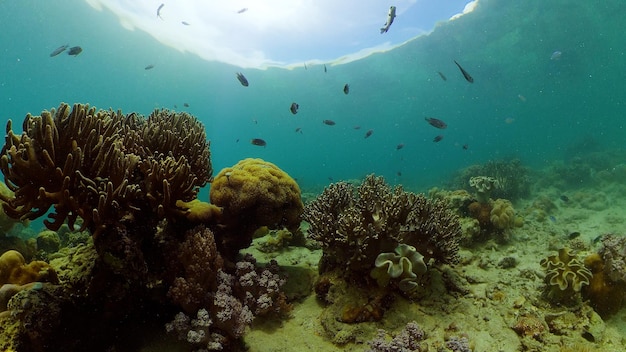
[560,195,569,202]
[324,64,327,73]
[157,3,164,20]
[437,71,447,81]
[290,102,299,114]
[454,60,473,83]
[67,46,82,56]
[304,62,307,70]
[295,127,302,134]
[250,138,266,147]
[365,129,373,138]
[462,144,469,150]
[343,84,350,95]
[49,44,68,57]
[236,72,249,87]
[184,103,189,107]
[433,135,444,142]
[425,117,447,129]
[181,21,190,26]
[237,8,248,14]
[145,64,155,70]
[568,232,581,239]
[323,119,336,126]
[353,125,361,130]
[396,143,404,150]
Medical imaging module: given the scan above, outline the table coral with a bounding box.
[210,158,303,257]
[0,103,212,237]
[303,174,461,282]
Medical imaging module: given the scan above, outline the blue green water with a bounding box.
[1,0,624,199]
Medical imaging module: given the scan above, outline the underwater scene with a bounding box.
[1,0,626,351]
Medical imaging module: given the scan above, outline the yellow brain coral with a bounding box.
[210,158,303,254]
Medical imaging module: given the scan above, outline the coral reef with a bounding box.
[0,103,212,237]
[210,158,303,258]
[489,198,517,230]
[303,174,461,281]
[0,250,58,286]
[370,244,427,292]
[450,158,531,201]
[0,181,28,234]
[540,248,592,306]
[366,321,424,352]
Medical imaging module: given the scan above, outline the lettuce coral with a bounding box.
[210,158,303,257]
[0,103,212,236]
[540,248,592,306]
[370,244,427,292]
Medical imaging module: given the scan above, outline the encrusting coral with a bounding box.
[303,174,461,282]
[0,103,212,237]
[210,158,303,257]
[540,248,592,306]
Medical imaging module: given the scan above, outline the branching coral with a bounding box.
[0,103,212,236]
[303,174,461,281]
[540,248,592,306]
[210,158,303,258]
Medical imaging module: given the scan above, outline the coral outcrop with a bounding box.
[451,159,531,201]
[540,248,592,306]
[0,250,57,286]
[303,174,461,281]
[469,176,500,203]
[489,198,516,230]
[0,103,212,237]
[210,158,303,257]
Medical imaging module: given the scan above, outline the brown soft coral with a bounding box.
[210,158,303,257]
[0,103,212,237]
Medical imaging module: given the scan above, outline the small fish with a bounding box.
[550,50,562,60]
[568,232,581,239]
[181,21,190,26]
[549,215,556,223]
[157,3,164,20]
[396,143,404,150]
[252,119,257,124]
[295,127,302,134]
[433,135,444,142]
[437,71,447,81]
[380,6,396,34]
[250,138,266,147]
[145,64,155,70]
[462,144,469,150]
[323,119,336,126]
[67,46,82,56]
[353,125,361,130]
[560,195,569,202]
[397,171,402,177]
[425,117,447,129]
[236,72,249,87]
[454,60,474,83]
[184,103,189,107]
[49,44,68,57]
[343,84,350,95]
[290,102,299,114]
[365,129,373,138]
[304,62,307,70]
[174,104,178,109]
[518,94,527,102]
[236,138,239,143]
[237,8,248,14]
[324,64,327,73]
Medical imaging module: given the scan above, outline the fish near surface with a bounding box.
[322,119,336,126]
[425,117,447,129]
[396,143,404,150]
[67,46,82,56]
[437,71,447,81]
[380,6,396,34]
[433,135,444,142]
[157,3,164,19]
[290,102,299,114]
[236,72,249,87]
[364,129,373,138]
[454,60,473,83]
[343,84,350,95]
[250,138,266,147]
[50,44,68,57]
[145,64,155,70]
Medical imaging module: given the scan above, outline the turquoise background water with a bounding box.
[1,0,624,202]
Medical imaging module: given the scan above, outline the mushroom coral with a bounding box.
[303,174,461,280]
[0,103,212,237]
[209,158,303,257]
